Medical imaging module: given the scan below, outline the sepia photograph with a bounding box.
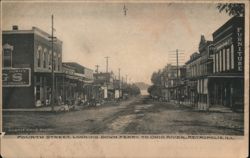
[0,0,249,157]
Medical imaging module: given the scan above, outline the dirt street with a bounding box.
[3,96,244,135]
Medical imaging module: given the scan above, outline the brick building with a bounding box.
[2,26,62,108]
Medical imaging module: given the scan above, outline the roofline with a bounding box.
[212,16,244,38]
[3,27,63,44]
[63,62,93,71]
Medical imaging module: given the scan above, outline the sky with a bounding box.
[2,2,231,84]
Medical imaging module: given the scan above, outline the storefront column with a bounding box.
[207,79,210,109]
[34,75,37,105]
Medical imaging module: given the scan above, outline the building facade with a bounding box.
[93,72,115,100]
[161,64,186,103]
[185,35,213,110]
[2,26,63,108]
[210,16,244,110]
[61,62,94,104]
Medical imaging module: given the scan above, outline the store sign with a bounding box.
[2,68,31,87]
[236,27,243,71]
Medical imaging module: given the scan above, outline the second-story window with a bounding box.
[213,54,216,73]
[53,52,57,71]
[58,53,61,71]
[226,48,230,70]
[48,50,52,70]
[219,50,222,72]
[223,49,226,72]
[37,46,42,68]
[41,48,44,68]
[216,53,218,72]
[231,44,234,69]
[2,44,13,67]
[44,48,47,69]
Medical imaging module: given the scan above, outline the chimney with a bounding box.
[12,25,18,30]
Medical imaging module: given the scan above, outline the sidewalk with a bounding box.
[3,105,67,112]
[208,105,232,113]
[176,101,235,113]
[3,98,136,112]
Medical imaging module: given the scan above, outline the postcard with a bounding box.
[1,0,249,157]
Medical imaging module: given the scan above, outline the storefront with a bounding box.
[33,72,62,107]
[211,16,244,110]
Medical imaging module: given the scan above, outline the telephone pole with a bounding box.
[49,14,57,112]
[118,68,121,81]
[118,68,121,98]
[118,68,121,84]
[105,56,110,73]
[169,49,185,105]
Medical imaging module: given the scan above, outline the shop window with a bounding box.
[231,44,234,69]
[36,85,41,100]
[204,79,208,94]
[201,80,203,94]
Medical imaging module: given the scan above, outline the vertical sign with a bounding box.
[236,27,243,71]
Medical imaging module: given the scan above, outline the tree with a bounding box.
[123,83,141,96]
[151,70,162,85]
[217,3,245,17]
[147,85,161,98]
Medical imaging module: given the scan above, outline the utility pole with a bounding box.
[169,49,185,105]
[49,14,57,112]
[118,68,121,97]
[126,74,128,84]
[118,68,121,82]
[105,56,110,73]
[95,65,99,73]
[176,49,179,79]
